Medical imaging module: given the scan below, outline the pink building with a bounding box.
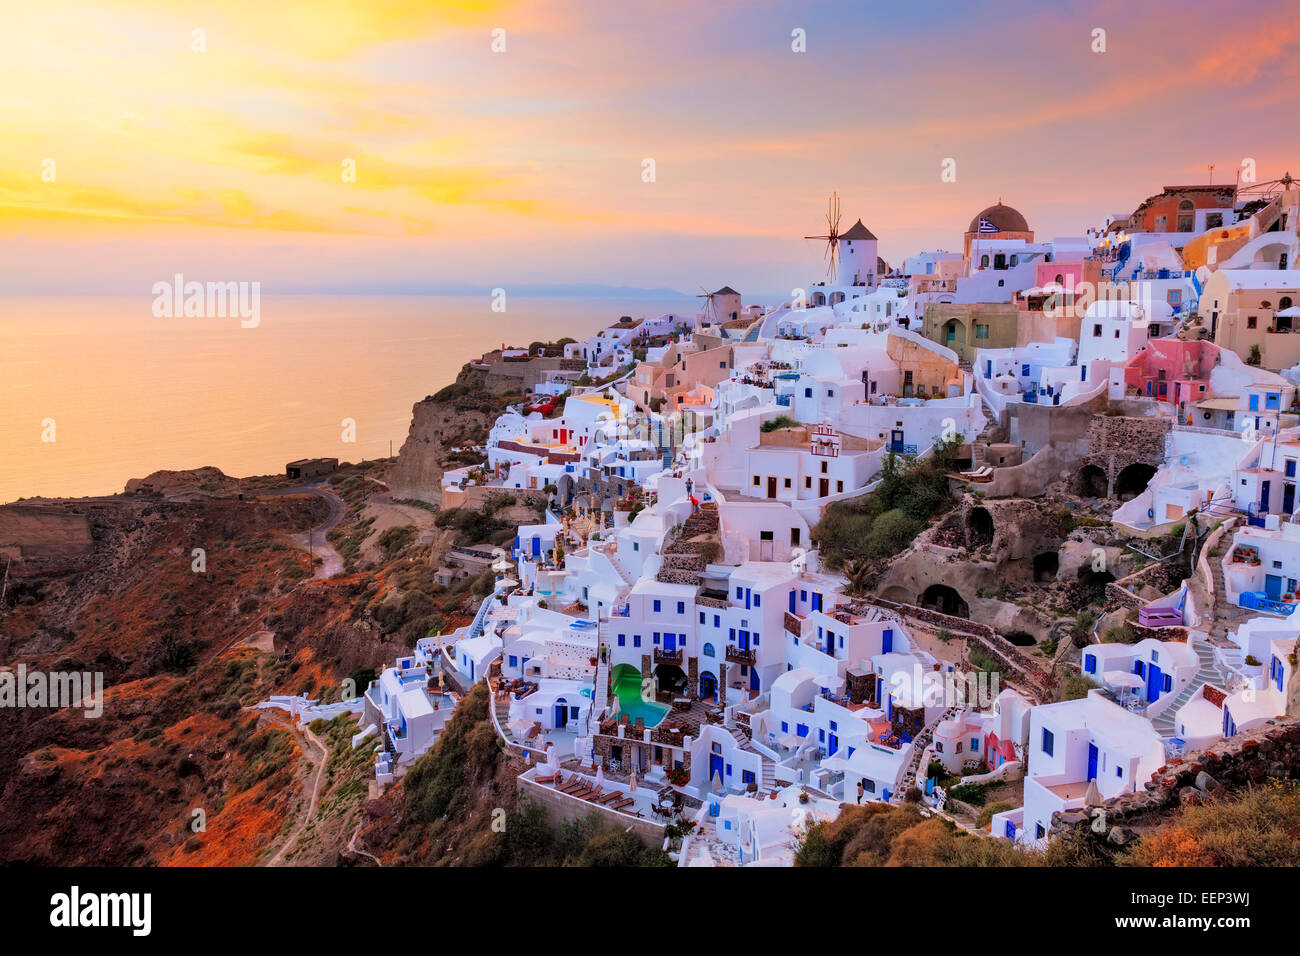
[1122,339,1219,414]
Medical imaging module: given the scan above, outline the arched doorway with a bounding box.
[920,584,970,618]
[1077,464,1107,498]
[968,507,994,548]
[554,696,569,729]
[1033,552,1059,582]
[654,663,687,696]
[699,671,718,701]
[943,319,964,347]
[1116,463,1157,499]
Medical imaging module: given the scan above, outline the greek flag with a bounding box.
[977,217,999,234]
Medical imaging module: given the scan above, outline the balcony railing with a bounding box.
[725,646,756,665]
[653,647,683,665]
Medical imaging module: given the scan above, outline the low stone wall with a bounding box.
[888,601,1052,703]
[517,776,664,846]
[1049,717,1300,848]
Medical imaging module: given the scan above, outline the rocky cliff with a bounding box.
[383,376,509,505]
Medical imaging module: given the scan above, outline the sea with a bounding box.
[0,294,692,503]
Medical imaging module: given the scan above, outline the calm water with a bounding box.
[0,295,690,503]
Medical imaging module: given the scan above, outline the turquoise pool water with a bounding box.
[612,671,669,727]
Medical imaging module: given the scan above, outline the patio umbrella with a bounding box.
[629,768,637,792]
[508,716,533,737]
[1084,778,1102,808]
[546,745,560,772]
[1103,671,1143,689]
[594,766,605,789]
[711,770,724,794]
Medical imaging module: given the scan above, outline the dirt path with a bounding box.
[258,482,347,579]
[264,718,330,867]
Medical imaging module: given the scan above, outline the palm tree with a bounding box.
[842,558,872,596]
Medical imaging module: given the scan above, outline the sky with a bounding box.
[2,0,1299,297]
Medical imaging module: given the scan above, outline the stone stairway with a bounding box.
[726,724,776,791]
[895,705,962,799]
[1151,636,1229,737]
[655,505,719,586]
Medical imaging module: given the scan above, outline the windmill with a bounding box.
[805,192,843,282]
[696,285,720,323]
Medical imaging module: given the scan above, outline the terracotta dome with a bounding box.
[968,202,1029,235]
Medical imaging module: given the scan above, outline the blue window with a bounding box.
[796,723,809,737]
[736,587,743,599]
[1084,654,1096,674]
[1163,674,1172,693]
[800,590,807,601]
[653,632,660,644]
[617,634,626,647]
[804,387,812,398]
[781,721,789,733]
[1116,765,1123,779]
[633,635,641,648]
[653,599,661,613]
[713,615,720,627]
[726,763,732,777]
[677,601,685,614]
[1036,824,1045,840]
[742,770,755,785]
[699,611,705,624]
[829,720,837,731]
[1267,392,1280,410]
[753,594,761,607]
[818,729,825,742]
[1042,728,1054,756]
[508,655,518,668]
[703,643,715,657]
[970,738,979,750]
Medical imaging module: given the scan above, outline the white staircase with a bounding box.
[1151,635,1230,737]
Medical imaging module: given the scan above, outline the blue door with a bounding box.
[890,430,904,452]
[1266,575,1283,600]
[532,536,541,557]
[985,359,992,378]
[1261,480,1271,513]
[737,630,749,650]
[1004,820,1016,839]
[789,590,796,613]
[828,733,838,756]
[664,633,677,652]
[1249,393,1259,411]
[750,667,760,692]
[1146,664,1163,703]
[882,628,893,654]
[554,698,568,728]
[1087,743,1098,781]
[1285,484,1295,514]
[709,754,724,783]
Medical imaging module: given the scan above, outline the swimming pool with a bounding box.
[612,669,669,728]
